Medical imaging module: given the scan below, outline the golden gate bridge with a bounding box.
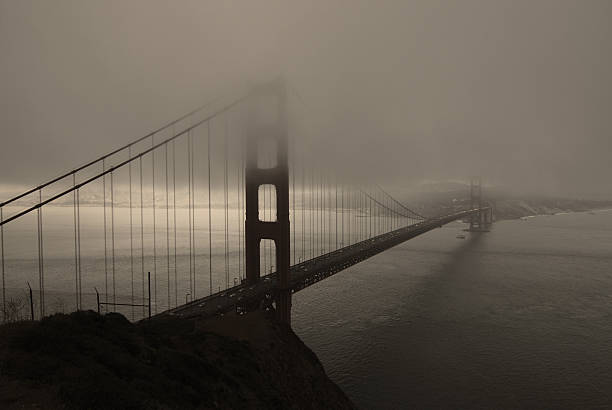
[0,78,492,325]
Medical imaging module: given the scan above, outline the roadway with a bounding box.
[160,208,488,320]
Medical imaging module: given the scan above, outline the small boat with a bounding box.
[456,234,466,239]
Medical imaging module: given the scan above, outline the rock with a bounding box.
[0,310,355,409]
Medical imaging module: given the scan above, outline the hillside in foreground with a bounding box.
[0,309,355,410]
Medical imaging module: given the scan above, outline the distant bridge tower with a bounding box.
[469,178,493,232]
[245,79,292,325]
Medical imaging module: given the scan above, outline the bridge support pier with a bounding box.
[245,78,292,325]
[469,178,492,232]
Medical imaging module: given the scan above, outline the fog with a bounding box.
[1,0,610,199]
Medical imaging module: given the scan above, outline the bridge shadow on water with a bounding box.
[438,231,487,272]
[402,230,492,321]
[407,231,488,294]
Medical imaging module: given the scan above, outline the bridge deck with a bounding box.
[162,208,487,320]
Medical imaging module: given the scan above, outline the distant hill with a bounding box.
[391,181,612,220]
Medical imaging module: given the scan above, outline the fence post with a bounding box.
[27,282,34,321]
[147,272,151,319]
[94,287,100,314]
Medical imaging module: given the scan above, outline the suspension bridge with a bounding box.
[0,79,492,325]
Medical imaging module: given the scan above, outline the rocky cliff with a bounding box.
[0,310,355,409]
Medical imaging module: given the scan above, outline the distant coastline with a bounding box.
[491,198,612,221]
[407,186,612,222]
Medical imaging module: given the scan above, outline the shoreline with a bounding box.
[497,206,612,222]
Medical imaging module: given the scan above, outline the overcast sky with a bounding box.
[1,0,610,199]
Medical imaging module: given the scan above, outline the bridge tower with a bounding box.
[245,79,292,325]
[469,178,492,232]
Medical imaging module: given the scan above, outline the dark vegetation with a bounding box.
[0,310,355,409]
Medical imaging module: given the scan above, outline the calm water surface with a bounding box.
[292,210,612,409]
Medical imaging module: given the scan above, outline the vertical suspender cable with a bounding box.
[316,172,319,255]
[374,190,377,235]
[301,155,305,262]
[335,178,338,250]
[378,192,381,233]
[76,174,82,310]
[236,128,242,283]
[187,131,193,299]
[365,188,368,238]
[326,177,329,252]
[110,170,116,308]
[324,177,327,253]
[292,134,296,265]
[356,188,368,240]
[129,147,134,318]
[267,181,274,273]
[37,189,44,317]
[0,207,4,321]
[320,173,323,254]
[173,140,178,307]
[139,157,145,317]
[323,176,326,253]
[348,186,351,246]
[372,192,380,236]
[263,183,267,273]
[354,188,357,242]
[72,174,79,310]
[77,184,82,306]
[191,130,196,298]
[207,122,213,295]
[328,178,331,252]
[319,173,326,255]
[321,174,329,251]
[224,116,229,287]
[165,143,170,309]
[382,193,385,232]
[355,187,358,242]
[313,171,316,257]
[103,160,108,305]
[238,117,245,281]
[237,127,242,279]
[324,177,326,252]
[341,183,344,247]
[268,182,271,271]
[327,176,334,252]
[152,139,158,313]
[321,175,324,254]
[310,169,314,259]
[362,190,365,240]
[354,187,357,244]
[369,189,372,238]
[313,169,316,258]
[322,176,325,254]
[310,168,319,258]
[242,133,246,275]
[359,188,362,241]
[237,132,242,281]
[327,177,330,252]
